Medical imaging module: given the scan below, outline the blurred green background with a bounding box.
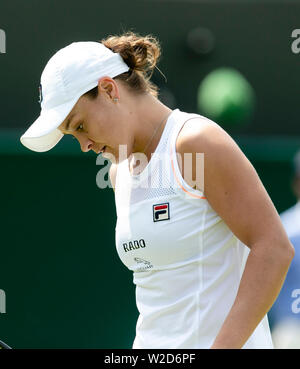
[0,0,299,348]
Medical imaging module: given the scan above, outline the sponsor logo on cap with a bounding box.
[38,83,43,104]
[0,29,6,54]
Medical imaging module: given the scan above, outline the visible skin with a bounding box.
[58,76,172,169]
[176,119,295,348]
[59,77,294,348]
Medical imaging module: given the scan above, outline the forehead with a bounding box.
[58,113,75,133]
[58,112,76,133]
[58,96,86,133]
[58,93,93,133]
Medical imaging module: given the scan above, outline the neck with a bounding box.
[131,93,172,159]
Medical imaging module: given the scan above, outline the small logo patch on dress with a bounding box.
[153,202,170,222]
[134,257,153,272]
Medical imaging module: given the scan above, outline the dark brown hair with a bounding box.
[84,31,162,99]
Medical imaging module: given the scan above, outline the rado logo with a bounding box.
[123,239,146,252]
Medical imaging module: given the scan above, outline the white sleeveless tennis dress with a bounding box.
[114,108,274,349]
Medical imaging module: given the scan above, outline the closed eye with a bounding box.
[76,123,84,132]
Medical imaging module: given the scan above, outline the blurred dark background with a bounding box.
[0,0,299,348]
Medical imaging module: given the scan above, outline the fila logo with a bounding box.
[153,202,170,222]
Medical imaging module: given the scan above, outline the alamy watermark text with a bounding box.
[0,289,6,313]
[291,29,300,54]
[0,29,6,54]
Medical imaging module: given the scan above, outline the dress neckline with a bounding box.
[128,109,178,182]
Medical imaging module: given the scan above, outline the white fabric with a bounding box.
[20,41,129,152]
[114,108,274,349]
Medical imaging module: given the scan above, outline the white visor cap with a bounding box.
[20,41,130,152]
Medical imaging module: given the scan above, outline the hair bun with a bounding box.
[101,31,161,78]
[95,31,164,98]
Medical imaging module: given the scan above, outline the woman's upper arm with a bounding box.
[178,119,290,250]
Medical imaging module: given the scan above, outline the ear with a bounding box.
[97,76,118,100]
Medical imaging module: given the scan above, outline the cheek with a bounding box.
[86,109,120,144]
[86,119,105,141]
[101,119,119,141]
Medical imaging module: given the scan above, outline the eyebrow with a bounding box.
[62,113,76,133]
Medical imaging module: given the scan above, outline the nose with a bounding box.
[77,135,94,152]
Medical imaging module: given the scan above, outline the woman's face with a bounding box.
[58,77,132,161]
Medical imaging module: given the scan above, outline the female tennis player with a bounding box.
[20,31,294,349]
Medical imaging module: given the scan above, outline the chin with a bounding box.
[101,147,118,164]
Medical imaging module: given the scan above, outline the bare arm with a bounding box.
[177,119,295,349]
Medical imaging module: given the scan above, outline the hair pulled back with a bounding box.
[85,31,162,99]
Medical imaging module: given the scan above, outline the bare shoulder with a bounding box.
[175,117,242,193]
[176,116,255,198]
[176,117,290,250]
[109,163,118,191]
[176,116,239,154]
[176,117,249,183]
